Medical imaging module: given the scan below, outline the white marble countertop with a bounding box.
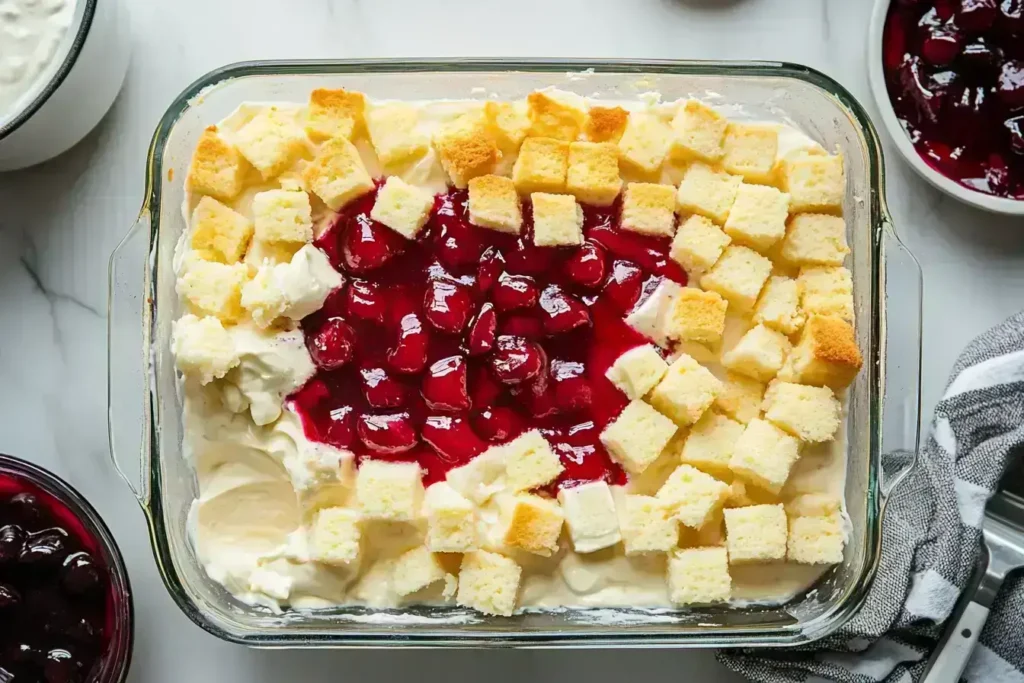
[1,0,1023,681]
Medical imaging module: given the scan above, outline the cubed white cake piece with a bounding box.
[485,100,531,150]
[656,464,730,529]
[186,127,247,201]
[722,183,790,253]
[177,259,250,324]
[512,137,569,195]
[670,214,732,275]
[778,314,862,390]
[798,266,854,323]
[721,324,793,383]
[558,481,621,554]
[699,245,772,312]
[753,276,805,336]
[680,411,745,477]
[302,137,376,210]
[502,430,564,492]
[171,314,239,385]
[370,176,435,240]
[234,108,309,180]
[620,495,678,555]
[355,460,424,521]
[584,105,629,143]
[446,447,509,504]
[310,507,362,566]
[304,87,365,142]
[779,213,850,267]
[788,514,846,565]
[676,162,742,225]
[720,123,779,184]
[600,399,679,475]
[668,547,732,605]
[762,382,841,443]
[531,192,583,247]
[648,354,723,427]
[424,482,478,552]
[526,90,586,141]
[618,112,673,175]
[724,504,788,563]
[392,546,448,597]
[729,419,801,495]
[778,151,845,214]
[713,372,766,424]
[621,182,677,237]
[252,190,313,244]
[605,344,669,400]
[664,288,728,345]
[468,174,523,234]
[366,102,430,166]
[501,493,565,556]
[669,100,727,163]
[456,551,522,616]
[190,196,254,264]
[566,141,622,207]
[432,112,500,188]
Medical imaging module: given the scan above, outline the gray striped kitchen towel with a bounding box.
[719,311,1024,682]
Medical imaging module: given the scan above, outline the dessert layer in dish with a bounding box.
[172,88,861,615]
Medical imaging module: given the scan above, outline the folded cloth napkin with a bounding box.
[719,311,1024,683]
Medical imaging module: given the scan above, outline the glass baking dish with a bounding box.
[107,59,923,648]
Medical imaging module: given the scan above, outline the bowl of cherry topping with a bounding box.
[0,454,133,683]
[869,0,1024,213]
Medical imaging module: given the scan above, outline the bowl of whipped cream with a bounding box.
[0,0,130,171]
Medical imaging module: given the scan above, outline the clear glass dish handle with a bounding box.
[107,211,153,508]
[879,220,923,502]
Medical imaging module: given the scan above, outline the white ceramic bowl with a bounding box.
[0,0,131,172]
[867,0,1024,216]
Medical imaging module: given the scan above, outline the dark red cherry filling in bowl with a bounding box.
[0,455,132,683]
[882,0,1024,199]
[290,182,687,491]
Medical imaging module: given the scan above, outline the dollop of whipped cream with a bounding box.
[242,244,343,328]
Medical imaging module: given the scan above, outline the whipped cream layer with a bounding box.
[175,92,851,613]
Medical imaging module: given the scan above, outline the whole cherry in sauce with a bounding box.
[0,477,110,683]
[883,0,1024,199]
[297,187,686,489]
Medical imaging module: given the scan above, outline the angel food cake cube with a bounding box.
[600,399,678,475]
[457,551,522,616]
[618,113,672,175]
[753,276,805,335]
[620,495,678,555]
[700,245,772,312]
[779,315,863,390]
[171,314,238,385]
[668,547,732,605]
[531,193,583,247]
[648,354,723,426]
[190,197,254,264]
[605,344,669,400]
[186,127,247,201]
[729,419,801,494]
[681,411,745,476]
[786,495,846,564]
[392,546,448,597]
[305,88,365,142]
[724,504,788,563]
[370,176,435,240]
[501,494,564,556]
[512,137,569,195]
[311,507,362,566]
[762,382,841,443]
[234,108,309,180]
[432,113,500,188]
[584,105,629,143]
[779,152,845,214]
[558,481,621,553]
[721,123,779,184]
[714,372,765,424]
[177,259,250,324]
[467,175,523,234]
[502,430,563,492]
[676,162,742,225]
[779,214,850,267]
[670,215,731,275]
[526,90,586,141]
[252,190,313,244]
[621,182,677,237]
[566,142,622,207]
[302,137,375,210]
[722,324,793,382]
[366,102,429,166]
[656,464,730,529]
[665,288,728,345]
[484,100,530,150]
[424,482,477,552]
[723,184,790,253]
[799,266,854,322]
[670,100,727,163]
[355,461,424,521]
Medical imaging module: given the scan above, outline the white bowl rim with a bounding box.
[867,0,1024,216]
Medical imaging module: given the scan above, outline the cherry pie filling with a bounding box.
[0,476,112,683]
[289,183,688,491]
[883,0,1024,199]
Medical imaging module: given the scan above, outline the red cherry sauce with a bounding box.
[882,0,1024,199]
[290,184,686,491]
[0,474,112,683]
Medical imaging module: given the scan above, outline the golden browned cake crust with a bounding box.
[584,105,629,143]
[807,314,862,368]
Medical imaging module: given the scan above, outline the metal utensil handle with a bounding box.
[921,601,990,683]
[106,211,153,507]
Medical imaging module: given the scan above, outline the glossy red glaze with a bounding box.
[296,186,685,488]
[883,0,1024,199]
